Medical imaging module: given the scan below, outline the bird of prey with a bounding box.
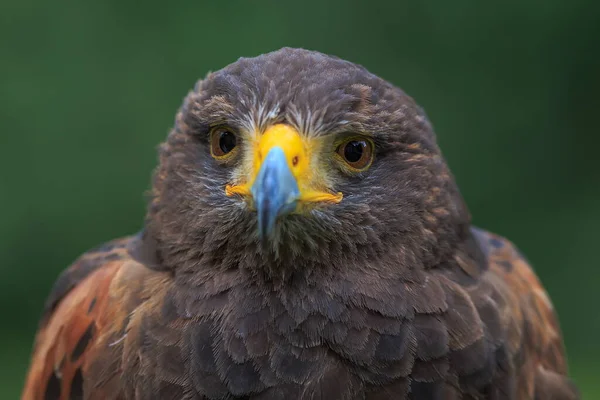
[22,48,578,400]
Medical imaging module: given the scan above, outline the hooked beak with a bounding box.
[251,146,300,240]
[226,124,343,241]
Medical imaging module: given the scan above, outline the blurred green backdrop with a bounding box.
[1,0,599,398]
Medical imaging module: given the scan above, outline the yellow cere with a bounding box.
[226,124,343,206]
[253,124,307,181]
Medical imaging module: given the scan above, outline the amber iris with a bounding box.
[211,128,237,158]
[337,138,373,170]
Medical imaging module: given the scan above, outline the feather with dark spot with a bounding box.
[70,323,95,362]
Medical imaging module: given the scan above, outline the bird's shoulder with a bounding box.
[22,233,172,400]
[468,226,564,362]
[449,227,580,399]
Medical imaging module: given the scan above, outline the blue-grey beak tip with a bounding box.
[251,147,300,242]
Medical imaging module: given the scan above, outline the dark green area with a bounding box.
[1,1,598,397]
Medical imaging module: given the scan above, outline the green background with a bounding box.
[1,1,598,398]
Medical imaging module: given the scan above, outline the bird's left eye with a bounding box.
[336,137,374,171]
[210,128,238,159]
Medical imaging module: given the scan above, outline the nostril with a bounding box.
[292,156,299,167]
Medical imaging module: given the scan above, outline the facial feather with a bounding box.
[143,48,470,277]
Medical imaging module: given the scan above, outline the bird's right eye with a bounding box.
[210,127,238,159]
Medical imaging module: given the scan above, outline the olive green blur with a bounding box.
[1,1,598,398]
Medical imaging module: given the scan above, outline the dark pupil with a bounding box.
[344,140,366,163]
[219,131,237,154]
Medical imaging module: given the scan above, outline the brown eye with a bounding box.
[336,138,374,170]
[211,128,237,158]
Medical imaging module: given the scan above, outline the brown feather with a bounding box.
[22,236,174,400]
[22,228,578,399]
